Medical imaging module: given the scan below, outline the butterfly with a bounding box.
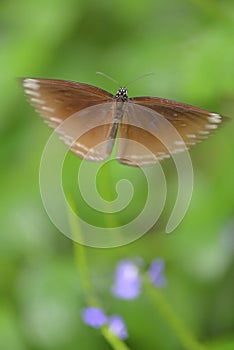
[21,78,227,166]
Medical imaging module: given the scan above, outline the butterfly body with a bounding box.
[22,78,227,166]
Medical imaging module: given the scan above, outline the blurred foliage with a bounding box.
[0,0,234,349]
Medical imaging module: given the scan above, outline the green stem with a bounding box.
[101,327,131,350]
[73,241,98,305]
[68,195,97,304]
[143,276,207,350]
[67,194,131,350]
[98,163,118,228]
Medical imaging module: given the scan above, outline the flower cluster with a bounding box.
[112,258,167,300]
[81,306,128,340]
[81,258,166,340]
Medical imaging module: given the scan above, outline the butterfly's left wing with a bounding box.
[117,97,227,166]
[22,78,116,161]
[22,78,113,125]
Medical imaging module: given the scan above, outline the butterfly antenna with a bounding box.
[96,72,120,86]
[124,72,155,88]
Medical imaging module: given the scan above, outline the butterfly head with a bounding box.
[114,88,128,101]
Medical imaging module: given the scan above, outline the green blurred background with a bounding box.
[1,0,234,349]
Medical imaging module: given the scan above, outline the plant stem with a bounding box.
[68,196,97,304]
[68,194,131,350]
[101,327,131,350]
[143,276,207,350]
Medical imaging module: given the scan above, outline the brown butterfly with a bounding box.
[21,78,227,166]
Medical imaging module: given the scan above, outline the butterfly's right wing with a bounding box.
[131,96,227,140]
[117,97,226,166]
[117,103,179,166]
[22,78,115,161]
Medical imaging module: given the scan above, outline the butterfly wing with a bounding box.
[132,97,226,143]
[22,78,115,161]
[117,97,226,166]
[22,79,227,166]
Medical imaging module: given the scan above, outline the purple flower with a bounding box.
[111,260,141,299]
[148,259,167,287]
[81,307,108,328]
[108,315,128,340]
[81,307,129,340]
